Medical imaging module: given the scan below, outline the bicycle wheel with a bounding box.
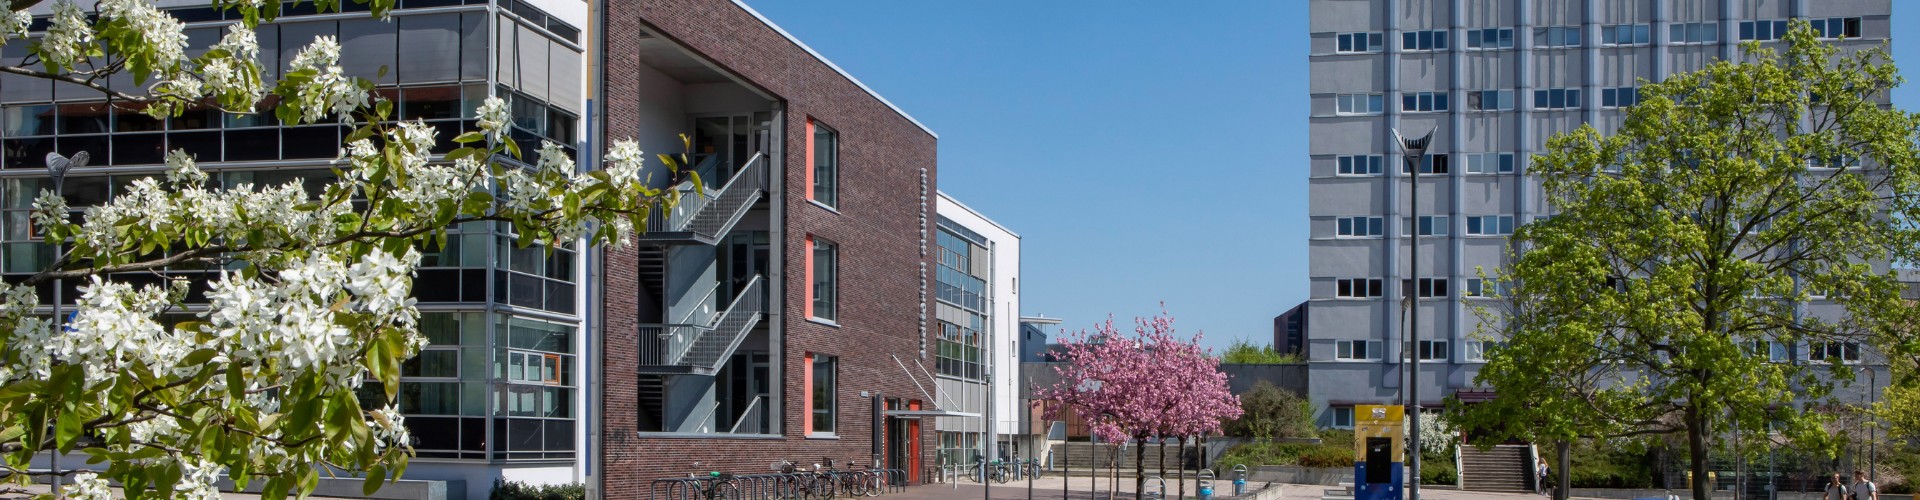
[994,467,1010,484]
[864,473,882,497]
[844,472,868,496]
[710,481,741,500]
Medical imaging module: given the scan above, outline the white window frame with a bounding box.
[1807,341,1861,363]
[1402,278,1449,299]
[1808,155,1857,171]
[1808,17,1862,39]
[1335,340,1383,361]
[1465,28,1514,49]
[1337,154,1385,176]
[1464,152,1515,174]
[1738,19,1789,41]
[1533,88,1582,110]
[1336,32,1385,53]
[1600,24,1651,46]
[1532,26,1582,48]
[1335,278,1384,298]
[1466,90,1514,111]
[1463,278,1504,298]
[1401,30,1449,51]
[1336,94,1385,115]
[1466,215,1516,236]
[1401,91,1450,113]
[1669,22,1721,44]
[1336,216,1385,238]
[1399,154,1449,174]
[1464,341,1505,362]
[1409,340,1448,361]
[1401,215,1448,237]
[1331,407,1355,428]
[1600,87,1641,108]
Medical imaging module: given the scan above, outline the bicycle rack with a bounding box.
[648,467,912,499]
[1143,475,1168,500]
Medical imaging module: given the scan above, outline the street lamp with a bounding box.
[1393,128,1433,500]
[42,150,86,497]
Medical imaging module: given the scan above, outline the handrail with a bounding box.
[672,278,725,326]
[685,153,766,241]
[687,394,723,433]
[728,395,766,434]
[636,275,765,371]
[640,152,764,239]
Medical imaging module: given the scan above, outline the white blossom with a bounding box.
[40,1,94,70]
[476,96,512,144]
[602,140,646,186]
[286,36,368,123]
[1,10,29,42]
[536,141,575,173]
[165,150,208,187]
[369,406,411,453]
[174,456,225,500]
[66,472,113,500]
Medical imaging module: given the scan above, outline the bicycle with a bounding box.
[687,470,740,500]
[774,460,832,499]
[987,459,1011,484]
[1024,458,1042,480]
[840,459,882,497]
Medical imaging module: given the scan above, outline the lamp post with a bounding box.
[41,150,85,497]
[1393,128,1433,500]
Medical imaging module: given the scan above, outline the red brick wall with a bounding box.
[600,0,938,496]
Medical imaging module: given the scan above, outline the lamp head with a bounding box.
[1392,128,1435,159]
[44,151,89,193]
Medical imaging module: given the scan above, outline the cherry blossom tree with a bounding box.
[0,0,691,497]
[1034,312,1242,500]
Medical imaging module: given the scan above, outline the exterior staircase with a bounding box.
[636,153,766,245]
[1459,445,1532,492]
[634,276,765,376]
[637,374,666,431]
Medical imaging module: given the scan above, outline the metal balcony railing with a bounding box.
[635,275,765,375]
[728,395,767,434]
[639,153,766,245]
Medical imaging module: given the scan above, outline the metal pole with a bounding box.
[1395,129,1432,500]
[1870,367,1876,481]
[46,157,71,498]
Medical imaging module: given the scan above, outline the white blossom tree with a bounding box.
[0,0,692,497]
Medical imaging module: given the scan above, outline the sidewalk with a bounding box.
[894,478,1623,500]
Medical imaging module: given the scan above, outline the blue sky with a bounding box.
[747,1,1920,353]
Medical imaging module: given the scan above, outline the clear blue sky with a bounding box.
[746,1,1920,353]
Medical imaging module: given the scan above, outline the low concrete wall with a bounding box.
[218,477,460,500]
[1247,465,1348,486]
[1567,488,1917,500]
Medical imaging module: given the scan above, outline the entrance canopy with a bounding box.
[885,409,980,419]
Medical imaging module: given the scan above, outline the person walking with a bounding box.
[1536,457,1550,496]
[1852,470,1879,500]
[1825,473,1851,500]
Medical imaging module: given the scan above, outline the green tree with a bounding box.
[1226,380,1314,440]
[1454,22,1920,500]
[1219,339,1300,364]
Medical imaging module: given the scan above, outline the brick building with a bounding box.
[594,0,943,496]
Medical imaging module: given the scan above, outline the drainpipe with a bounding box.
[587,0,607,495]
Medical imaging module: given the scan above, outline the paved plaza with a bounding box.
[892,477,1601,500]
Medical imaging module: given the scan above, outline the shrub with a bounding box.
[490,480,586,500]
[1226,381,1316,440]
[1420,460,1457,485]
[1298,447,1356,468]
[1220,339,1301,364]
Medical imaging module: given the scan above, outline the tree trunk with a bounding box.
[1136,437,1147,500]
[1555,440,1571,500]
[1178,436,1188,500]
[1109,443,1120,500]
[1689,406,1711,500]
[1157,437,1167,498]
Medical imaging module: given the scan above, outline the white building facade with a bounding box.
[932,192,1024,466]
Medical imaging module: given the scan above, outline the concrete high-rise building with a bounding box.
[1305,0,1893,428]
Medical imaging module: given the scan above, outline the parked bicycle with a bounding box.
[687,468,740,500]
[838,459,883,497]
[1024,458,1042,480]
[774,459,834,499]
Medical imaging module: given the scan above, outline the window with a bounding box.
[1402,278,1449,298]
[1402,30,1448,51]
[1532,26,1582,48]
[1400,154,1449,174]
[1601,24,1651,46]
[810,355,837,433]
[1337,155,1385,175]
[1808,17,1861,39]
[1808,342,1861,363]
[1465,341,1505,362]
[1810,155,1857,170]
[1411,340,1448,361]
[1335,340,1382,361]
[1464,152,1515,174]
[1332,407,1355,428]
[810,121,838,207]
[807,237,838,322]
[1466,28,1514,49]
[1466,90,1514,111]
[1467,215,1515,236]
[1401,91,1450,112]
[1600,87,1642,108]
[1738,20,1790,41]
[1748,341,1790,363]
[1401,215,1448,237]
[1336,32,1385,53]
[1533,88,1582,110]
[1335,278,1384,298]
[1336,94,1385,115]
[1337,216,1385,238]
[1669,22,1720,44]
[1463,278,1504,298]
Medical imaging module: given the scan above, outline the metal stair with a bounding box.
[637,374,666,432]
[636,245,667,299]
[1459,445,1532,492]
[635,276,765,375]
[636,153,766,245]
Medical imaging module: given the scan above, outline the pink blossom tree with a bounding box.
[1034,311,1242,500]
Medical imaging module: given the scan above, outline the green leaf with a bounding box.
[54,406,80,452]
[504,137,523,159]
[364,464,387,495]
[453,131,486,144]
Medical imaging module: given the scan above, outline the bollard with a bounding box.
[1232,464,1248,496]
[1197,469,1216,500]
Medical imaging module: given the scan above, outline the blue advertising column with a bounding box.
[1353,405,1405,500]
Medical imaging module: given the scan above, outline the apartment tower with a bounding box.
[1305,0,1893,428]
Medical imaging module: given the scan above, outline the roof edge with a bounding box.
[730,0,938,139]
[936,190,1020,239]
